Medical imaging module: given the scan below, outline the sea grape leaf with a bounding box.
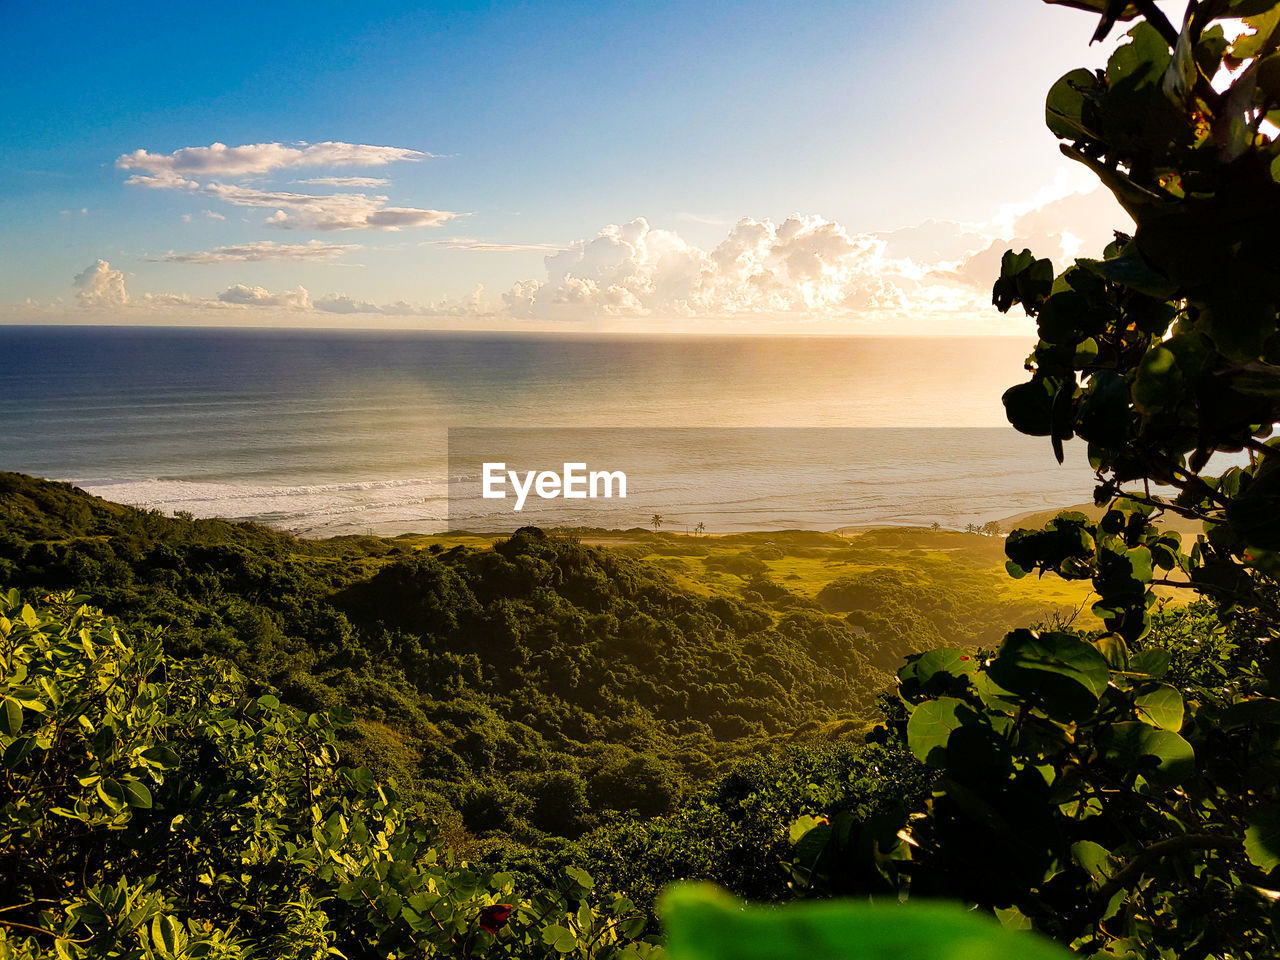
[1245,804,1280,872]
[989,630,1111,723]
[906,697,972,766]
[1134,684,1183,731]
[659,883,1074,960]
[1097,721,1195,783]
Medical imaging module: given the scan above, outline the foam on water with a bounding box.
[1,328,1103,537]
[76,477,449,536]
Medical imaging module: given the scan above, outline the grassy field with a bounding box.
[395,519,1111,664]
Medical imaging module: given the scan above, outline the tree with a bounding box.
[695,522,706,537]
[651,514,664,531]
[791,3,1280,957]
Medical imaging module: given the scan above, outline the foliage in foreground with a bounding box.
[792,2,1280,957]
[0,588,658,960]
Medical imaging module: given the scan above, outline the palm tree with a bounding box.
[651,514,664,531]
[695,521,705,537]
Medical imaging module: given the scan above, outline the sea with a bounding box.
[0,326,1100,537]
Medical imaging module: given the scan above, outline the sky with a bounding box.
[0,0,1141,333]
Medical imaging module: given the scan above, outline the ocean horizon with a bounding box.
[0,325,1097,536]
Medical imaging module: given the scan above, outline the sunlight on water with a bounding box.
[0,327,1089,535]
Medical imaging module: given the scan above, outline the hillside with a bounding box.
[0,472,1091,848]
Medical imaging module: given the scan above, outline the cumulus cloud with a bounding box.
[117,141,429,179]
[153,240,360,264]
[938,186,1132,290]
[503,215,907,319]
[216,284,313,309]
[73,260,129,307]
[119,140,456,231]
[499,180,1128,323]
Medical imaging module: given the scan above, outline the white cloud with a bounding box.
[503,215,907,319]
[117,141,429,179]
[153,240,360,264]
[73,260,128,307]
[315,286,488,317]
[182,209,226,223]
[500,184,1128,324]
[298,176,391,187]
[425,237,566,252]
[204,183,455,231]
[57,262,486,320]
[119,140,456,231]
[217,284,313,309]
[940,186,1131,290]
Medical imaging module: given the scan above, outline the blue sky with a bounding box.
[0,0,1133,330]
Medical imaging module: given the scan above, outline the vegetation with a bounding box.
[0,471,1079,855]
[7,0,1280,957]
[0,589,658,959]
[789,2,1280,957]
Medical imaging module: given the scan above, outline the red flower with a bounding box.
[479,904,513,934]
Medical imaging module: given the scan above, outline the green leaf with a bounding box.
[989,630,1111,723]
[899,649,978,699]
[141,745,180,770]
[906,697,973,765]
[2,736,36,769]
[1071,840,1117,886]
[1046,67,1102,142]
[1245,804,1280,872]
[97,778,127,812]
[542,924,579,953]
[789,814,828,846]
[1097,721,1195,783]
[1134,684,1183,731]
[659,883,1073,960]
[565,865,595,892]
[1129,648,1170,678]
[0,697,22,737]
[151,915,185,957]
[122,779,154,809]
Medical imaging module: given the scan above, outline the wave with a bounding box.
[73,476,449,536]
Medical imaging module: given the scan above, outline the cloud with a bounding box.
[425,237,566,252]
[314,287,488,317]
[118,140,456,231]
[503,215,908,319]
[182,209,226,223]
[73,260,129,307]
[501,183,1129,323]
[203,183,455,231]
[940,186,1132,290]
[58,261,487,319]
[298,176,391,187]
[876,219,989,264]
[117,141,429,179]
[152,240,360,264]
[217,284,313,309]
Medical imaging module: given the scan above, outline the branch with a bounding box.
[0,918,93,943]
[1082,832,1238,923]
[1133,0,1180,46]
